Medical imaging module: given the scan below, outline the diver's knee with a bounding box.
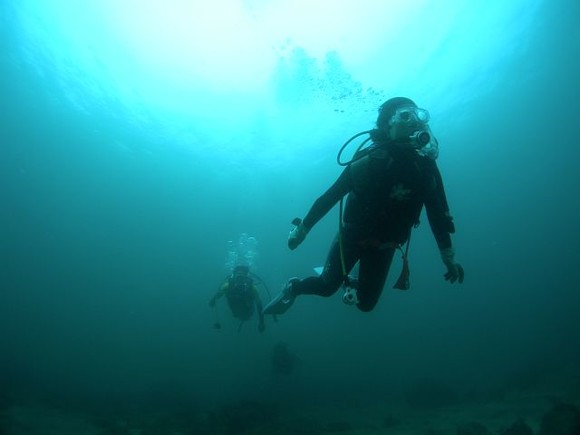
[317,277,341,298]
[356,300,377,312]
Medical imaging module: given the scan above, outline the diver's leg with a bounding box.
[296,233,359,297]
[263,233,359,315]
[356,247,395,312]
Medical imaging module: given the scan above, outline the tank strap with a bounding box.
[349,150,392,192]
[350,155,371,192]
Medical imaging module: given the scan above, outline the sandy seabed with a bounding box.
[1,368,579,434]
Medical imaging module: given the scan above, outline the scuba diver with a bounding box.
[264,97,464,316]
[210,264,266,333]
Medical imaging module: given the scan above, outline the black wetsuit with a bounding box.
[295,143,456,312]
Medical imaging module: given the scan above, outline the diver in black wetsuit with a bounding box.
[264,97,464,315]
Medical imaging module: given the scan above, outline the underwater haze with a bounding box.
[1,0,580,433]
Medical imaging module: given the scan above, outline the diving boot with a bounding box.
[263,278,299,315]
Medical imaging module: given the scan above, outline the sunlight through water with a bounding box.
[6,0,541,158]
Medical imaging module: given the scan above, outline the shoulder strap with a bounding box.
[349,149,393,192]
[349,154,371,192]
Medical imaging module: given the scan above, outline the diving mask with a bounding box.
[389,106,430,126]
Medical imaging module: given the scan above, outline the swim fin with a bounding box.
[263,278,298,315]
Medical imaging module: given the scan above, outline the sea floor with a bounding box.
[1,369,579,434]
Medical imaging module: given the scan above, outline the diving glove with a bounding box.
[288,218,309,250]
[440,247,464,284]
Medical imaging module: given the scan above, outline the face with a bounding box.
[234,270,246,277]
[387,106,430,141]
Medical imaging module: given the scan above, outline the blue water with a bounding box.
[1,1,579,433]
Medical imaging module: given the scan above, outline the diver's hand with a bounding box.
[440,248,464,284]
[288,219,309,250]
[258,322,265,333]
[444,262,464,284]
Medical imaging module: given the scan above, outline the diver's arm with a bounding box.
[209,282,227,307]
[424,161,464,284]
[302,167,352,230]
[424,163,455,250]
